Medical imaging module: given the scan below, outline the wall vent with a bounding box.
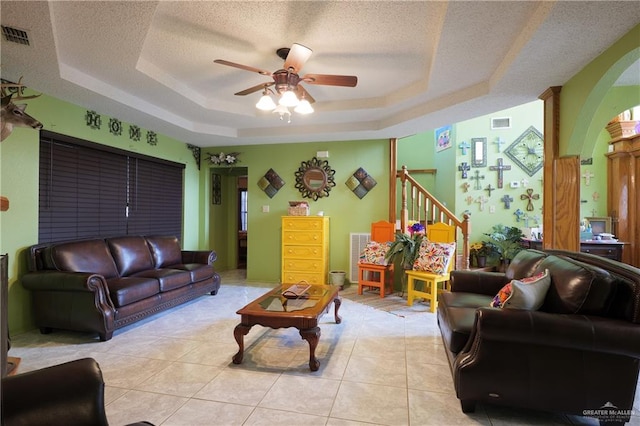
[491,117,511,130]
[349,233,370,283]
[1,26,30,46]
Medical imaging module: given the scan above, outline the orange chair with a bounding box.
[405,222,456,312]
[357,221,396,298]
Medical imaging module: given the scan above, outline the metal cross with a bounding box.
[476,195,488,211]
[520,188,540,211]
[484,184,496,197]
[458,140,471,155]
[489,158,511,188]
[461,182,471,192]
[582,170,595,186]
[514,208,525,222]
[494,137,506,152]
[470,170,485,190]
[458,162,471,179]
[501,194,513,209]
[465,195,474,205]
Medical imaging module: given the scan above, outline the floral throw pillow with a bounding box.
[490,269,551,310]
[412,240,456,275]
[358,241,392,266]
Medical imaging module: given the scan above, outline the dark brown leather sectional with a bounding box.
[22,236,221,341]
[437,249,640,424]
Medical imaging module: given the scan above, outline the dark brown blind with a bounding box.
[39,131,184,243]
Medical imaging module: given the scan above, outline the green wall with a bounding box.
[0,94,202,334]
[204,140,390,283]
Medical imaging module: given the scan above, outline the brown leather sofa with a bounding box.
[21,236,221,341]
[437,249,640,424]
[2,357,153,426]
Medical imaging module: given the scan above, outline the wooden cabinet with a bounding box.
[282,216,329,285]
[521,239,625,262]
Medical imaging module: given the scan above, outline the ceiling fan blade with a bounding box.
[234,82,274,96]
[302,74,358,87]
[214,59,272,76]
[295,85,315,104]
[283,43,313,74]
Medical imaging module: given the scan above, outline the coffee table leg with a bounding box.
[232,324,252,365]
[334,297,342,324]
[300,326,321,371]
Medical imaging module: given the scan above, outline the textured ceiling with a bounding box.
[1,1,638,147]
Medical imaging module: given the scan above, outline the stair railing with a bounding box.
[396,165,471,269]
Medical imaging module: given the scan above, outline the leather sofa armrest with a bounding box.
[181,250,217,265]
[469,307,640,358]
[450,270,510,296]
[1,358,109,426]
[22,271,109,293]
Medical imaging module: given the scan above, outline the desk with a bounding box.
[521,239,626,262]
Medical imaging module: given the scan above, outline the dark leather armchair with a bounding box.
[1,357,153,426]
[437,249,640,424]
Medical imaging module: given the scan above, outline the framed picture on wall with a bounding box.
[435,125,453,152]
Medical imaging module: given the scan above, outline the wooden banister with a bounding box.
[396,165,471,269]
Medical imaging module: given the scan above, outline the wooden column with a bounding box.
[389,138,398,225]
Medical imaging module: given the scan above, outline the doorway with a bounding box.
[237,176,248,269]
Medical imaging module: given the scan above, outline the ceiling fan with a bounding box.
[214,43,358,106]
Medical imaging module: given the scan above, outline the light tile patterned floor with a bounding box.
[8,270,640,425]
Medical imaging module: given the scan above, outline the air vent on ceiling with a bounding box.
[2,26,30,46]
[491,117,511,130]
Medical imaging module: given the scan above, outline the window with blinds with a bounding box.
[39,131,184,243]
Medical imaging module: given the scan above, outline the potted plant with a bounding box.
[385,222,426,293]
[469,241,492,267]
[483,224,524,271]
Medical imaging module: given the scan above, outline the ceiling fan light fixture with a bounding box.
[273,104,291,123]
[294,98,314,115]
[256,92,276,111]
[279,90,299,107]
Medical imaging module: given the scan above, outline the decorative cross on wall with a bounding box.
[514,208,525,222]
[489,158,511,188]
[494,137,506,152]
[521,177,529,187]
[458,141,471,155]
[470,170,485,190]
[501,194,513,209]
[465,195,474,205]
[484,184,496,197]
[532,214,541,225]
[592,191,600,202]
[476,195,488,211]
[582,170,595,186]
[520,188,540,211]
[461,182,471,192]
[523,213,531,228]
[458,162,471,179]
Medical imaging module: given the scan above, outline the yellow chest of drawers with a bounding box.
[282,216,330,285]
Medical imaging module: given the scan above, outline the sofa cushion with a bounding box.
[106,276,160,307]
[133,268,192,292]
[359,241,392,265]
[413,240,456,275]
[50,239,119,279]
[107,236,155,277]
[174,263,214,282]
[438,291,493,353]
[535,255,616,315]
[505,249,547,280]
[490,269,550,310]
[145,236,183,268]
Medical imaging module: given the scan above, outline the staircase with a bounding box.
[394,166,471,269]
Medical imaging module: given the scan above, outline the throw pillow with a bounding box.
[412,240,456,275]
[490,269,551,310]
[358,241,392,266]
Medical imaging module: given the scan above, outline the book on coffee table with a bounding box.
[282,283,311,298]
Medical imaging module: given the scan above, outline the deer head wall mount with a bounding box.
[1,77,43,142]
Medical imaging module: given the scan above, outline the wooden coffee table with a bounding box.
[232,284,341,371]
